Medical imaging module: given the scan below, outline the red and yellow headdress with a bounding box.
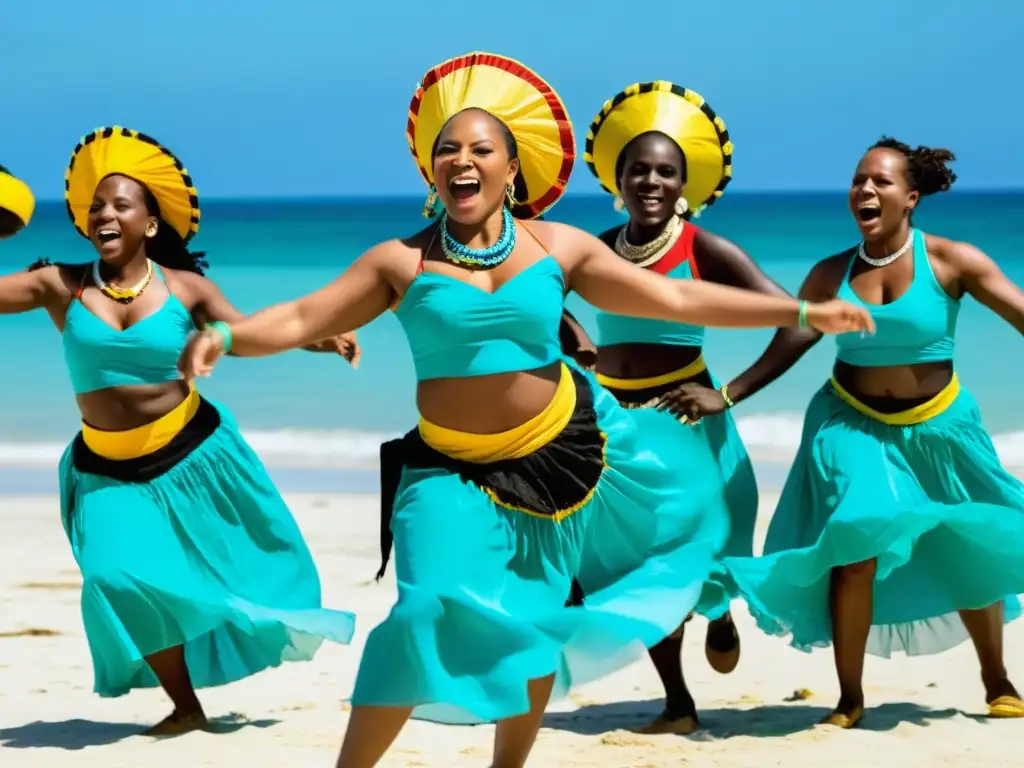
[406,52,575,219]
[584,81,733,216]
[65,126,200,242]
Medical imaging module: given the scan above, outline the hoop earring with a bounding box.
[505,184,517,208]
[146,223,158,238]
[674,197,689,217]
[422,185,439,219]
[613,196,625,213]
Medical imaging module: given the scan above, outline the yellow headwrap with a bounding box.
[584,81,733,216]
[406,52,575,219]
[0,167,36,229]
[65,127,200,242]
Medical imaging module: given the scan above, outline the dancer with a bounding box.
[0,127,357,735]
[699,137,1024,727]
[0,164,34,237]
[581,80,787,733]
[178,53,872,767]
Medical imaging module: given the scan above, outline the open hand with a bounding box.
[178,328,227,382]
[656,382,727,424]
[806,300,875,335]
[333,331,361,368]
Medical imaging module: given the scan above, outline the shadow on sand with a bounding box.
[543,699,963,738]
[0,713,280,750]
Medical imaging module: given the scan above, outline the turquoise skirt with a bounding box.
[605,372,758,620]
[725,382,1024,657]
[354,363,730,724]
[58,398,356,698]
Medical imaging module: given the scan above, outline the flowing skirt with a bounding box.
[601,368,758,619]
[59,396,356,697]
[357,362,731,723]
[725,379,1024,657]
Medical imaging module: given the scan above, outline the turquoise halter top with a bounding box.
[595,223,706,347]
[394,255,565,381]
[835,229,959,367]
[62,264,196,394]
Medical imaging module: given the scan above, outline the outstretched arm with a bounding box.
[0,263,70,315]
[179,245,393,378]
[185,273,361,365]
[562,225,873,334]
[953,240,1024,334]
[661,254,844,421]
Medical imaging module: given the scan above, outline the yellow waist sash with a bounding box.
[82,385,201,461]
[595,354,707,391]
[829,374,960,426]
[419,363,575,463]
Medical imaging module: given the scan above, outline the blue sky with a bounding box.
[2,1,1018,200]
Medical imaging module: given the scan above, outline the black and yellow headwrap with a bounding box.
[65,126,200,242]
[0,165,36,231]
[406,52,575,219]
[584,81,733,216]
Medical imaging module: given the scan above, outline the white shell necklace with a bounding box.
[615,215,683,268]
[857,230,913,268]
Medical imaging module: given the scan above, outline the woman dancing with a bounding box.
[0,127,358,735]
[687,137,1024,727]
[0,164,34,237]
[580,80,790,733]
[178,53,871,767]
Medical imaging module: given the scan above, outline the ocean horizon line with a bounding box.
[27,188,1024,206]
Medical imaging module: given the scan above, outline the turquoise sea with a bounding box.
[2,192,1022,492]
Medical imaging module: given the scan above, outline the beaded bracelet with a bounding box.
[206,321,233,353]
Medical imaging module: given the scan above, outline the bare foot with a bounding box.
[705,614,740,674]
[819,698,863,729]
[144,709,208,737]
[633,709,700,735]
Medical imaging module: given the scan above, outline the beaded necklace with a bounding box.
[92,259,154,304]
[439,207,517,267]
[614,215,683,268]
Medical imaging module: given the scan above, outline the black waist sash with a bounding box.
[376,368,605,580]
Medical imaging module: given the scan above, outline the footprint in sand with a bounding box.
[0,628,61,638]
[19,581,81,590]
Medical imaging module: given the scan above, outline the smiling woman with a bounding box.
[720,136,1024,729]
[174,51,872,768]
[573,80,805,735]
[0,126,359,736]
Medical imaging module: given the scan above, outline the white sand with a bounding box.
[1,491,1021,767]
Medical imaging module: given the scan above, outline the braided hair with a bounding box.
[871,136,957,196]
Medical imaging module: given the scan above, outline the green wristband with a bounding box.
[206,321,233,353]
[798,300,809,329]
[720,385,735,409]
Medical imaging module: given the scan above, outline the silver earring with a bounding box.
[674,197,689,217]
[613,196,625,213]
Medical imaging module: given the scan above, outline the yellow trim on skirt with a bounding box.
[81,385,201,461]
[418,363,576,463]
[829,374,960,426]
[595,354,707,391]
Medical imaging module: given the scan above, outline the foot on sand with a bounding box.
[633,709,700,735]
[819,700,863,729]
[705,614,740,674]
[144,709,209,737]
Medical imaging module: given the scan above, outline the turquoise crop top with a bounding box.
[62,265,196,394]
[394,255,565,381]
[835,228,959,367]
[595,222,705,348]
